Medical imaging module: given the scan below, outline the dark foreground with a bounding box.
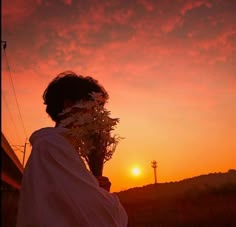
[2,170,236,227]
[117,170,236,227]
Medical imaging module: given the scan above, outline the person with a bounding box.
[16,71,128,227]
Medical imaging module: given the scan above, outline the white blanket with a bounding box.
[17,127,128,227]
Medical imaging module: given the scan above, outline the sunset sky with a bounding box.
[2,0,236,192]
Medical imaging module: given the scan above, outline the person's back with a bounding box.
[16,72,128,227]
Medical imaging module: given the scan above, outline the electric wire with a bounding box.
[2,93,23,143]
[2,41,28,140]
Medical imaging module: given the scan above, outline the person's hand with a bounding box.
[96,176,111,192]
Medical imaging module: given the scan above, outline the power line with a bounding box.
[1,40,28,139]
[2,93,23,142]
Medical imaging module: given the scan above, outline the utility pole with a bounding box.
[1,40,7,49]
[151,160,157,184]
[22,139,28,167]
[12,138,28,168]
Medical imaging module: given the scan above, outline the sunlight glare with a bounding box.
[132,167,141,176]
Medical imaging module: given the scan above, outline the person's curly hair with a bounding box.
[43,71,109,122]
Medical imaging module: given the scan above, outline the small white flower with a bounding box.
[59,92,122,162]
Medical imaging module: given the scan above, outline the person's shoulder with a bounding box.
[29,127,68,146]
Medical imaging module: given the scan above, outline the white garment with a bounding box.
[16,127,128,227]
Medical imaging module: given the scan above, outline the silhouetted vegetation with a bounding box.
[117,170,236,227]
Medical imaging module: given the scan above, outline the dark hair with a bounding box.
[43,71,109,122]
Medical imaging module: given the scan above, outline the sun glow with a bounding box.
[131,167,141,176]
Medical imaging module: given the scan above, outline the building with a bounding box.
[1,132,23,226]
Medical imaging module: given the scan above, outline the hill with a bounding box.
[117,169,236,227]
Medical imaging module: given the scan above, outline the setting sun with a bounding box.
[131,167,141,176]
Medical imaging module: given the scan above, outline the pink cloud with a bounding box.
[196,30,236,64]
[2,0,236,89]
[36,0,42,5]
[137,0,155,11]
[208,55,227,65]
[34,33,49,50]
[161,16,183,33]
[62,0,72,5]
[2,0,38,28]
[181,0,212,15]
[112,9,134,24]
[188,50,200,57]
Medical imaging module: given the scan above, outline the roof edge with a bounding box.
[1,132,24,173]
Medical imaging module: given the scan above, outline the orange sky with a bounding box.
[2,0,236,192]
